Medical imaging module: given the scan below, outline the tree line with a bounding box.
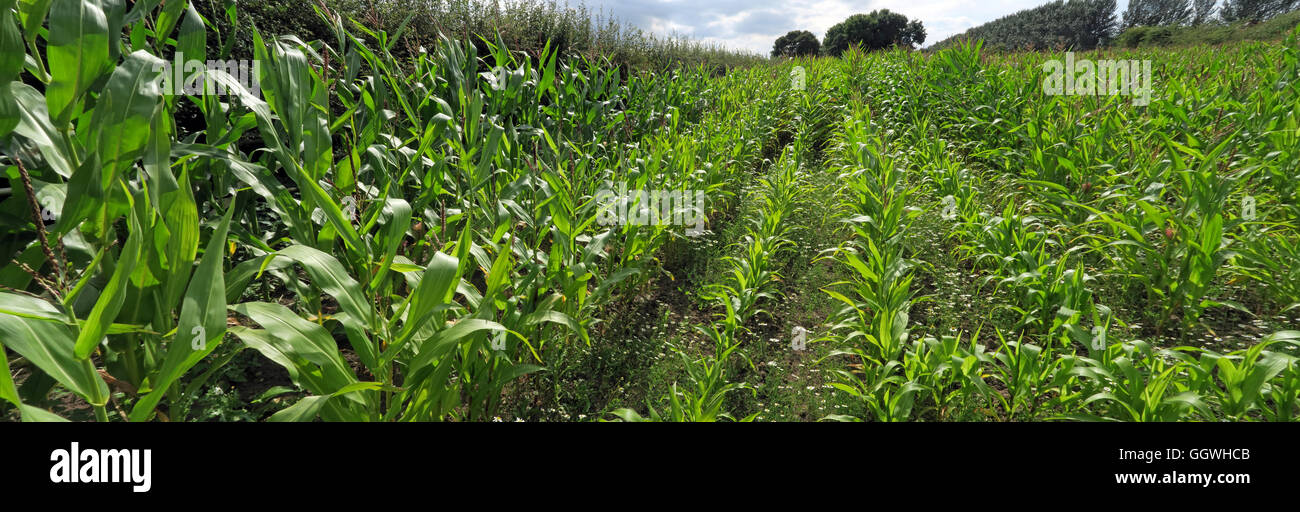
[772,10,926,57]
[929,0,1299,51]
[930,0,1119,51]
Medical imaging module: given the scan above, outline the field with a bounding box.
[1,1,1299,422]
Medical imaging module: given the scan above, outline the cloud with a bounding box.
[733,10,793,36]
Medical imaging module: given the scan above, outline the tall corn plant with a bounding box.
[0,0,246,421]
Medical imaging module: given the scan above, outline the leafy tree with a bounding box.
[771,30,822,57]
[823,10,926,56]
[905,20,927,47]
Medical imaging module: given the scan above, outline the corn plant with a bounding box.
[1065,341,1213,422]
[984,333,1062,420]
[825,360,927,422]
[0,0,252,422]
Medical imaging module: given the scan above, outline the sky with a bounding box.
[588,0,1135,54]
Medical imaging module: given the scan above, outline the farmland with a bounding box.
[1,1,1299,423]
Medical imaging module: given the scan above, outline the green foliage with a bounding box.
[823,10,925,56]
[1143,25,1176,45]
[1112,10,1300,47]
[196,0,765,73]
[932,0,1118,51]
[818,24,1300,422]
[1123,0,1193,29]
[2,0,1299,425]
[1221,0,1300,23]
[1115,25,1151,47]
[0,0,781,421]
[772,29,820,58]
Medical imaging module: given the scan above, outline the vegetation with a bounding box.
[1221,0,1300,22]
[1115,8,1300,47]
[823,10,926,56]
[195,0,766,72]
[1122,0,1194,28]
[772,30,821,58]
[2,0,1299,423]
[936,0,1300,52]
[931,0,1118,51]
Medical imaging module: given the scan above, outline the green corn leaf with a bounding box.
[73,198,145,359]
[407,318,510,372]
[44,0,111,127]
[175,2,205,73]
[8,82,76,178]
[267,394,328,422]
[274,244,375,328]
[0,291,65,321]
[129,203,234,422]
[388,251,459,358]
[0,336,69,421]
[17,0,53,52]
[87,50,165,192]
[267,382,387,422]
[229,302,357,396]
[0,313,108,406]
[151,0,185,43]
[0,6,22,137]
[368,198,412,291]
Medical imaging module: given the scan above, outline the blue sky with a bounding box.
[589,0,1136,53]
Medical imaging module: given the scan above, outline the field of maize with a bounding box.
[1,1,1298,422]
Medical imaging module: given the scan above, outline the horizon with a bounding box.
[590,0,1139,54]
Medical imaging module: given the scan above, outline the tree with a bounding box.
[904,20,927,47]
[1191,0,1218,24]
[1122,0,1193,28]
[771,30,821,57]
[931,0,1117,51]
[1073,0,1120,48]
[1221,0,1298,22]
[823,10,926,56]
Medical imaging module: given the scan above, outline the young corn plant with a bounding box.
[820,115,928,421]
[984,331,1063,420]
[1197,331,1300,421]
[608,97,801,422]
[1066,341,1213,422]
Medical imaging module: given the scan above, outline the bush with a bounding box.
[1141,26,1175,46]
[1115,26,1149,47]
